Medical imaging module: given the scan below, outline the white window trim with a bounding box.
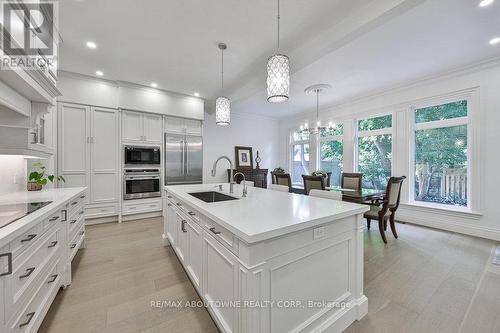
[290,129,311,186]
[408,89,479,213]
[318,125,344,183]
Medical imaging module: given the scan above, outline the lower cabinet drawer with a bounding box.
[10,224,43,260]
[85,203,118,219]
[68,213,85,243]
[68,225,85,262]
[202,219,237,255]
[123,199,162,215]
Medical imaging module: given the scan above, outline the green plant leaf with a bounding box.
[38,178,48,186]
[29,171,40,181]
[48,175,55,183]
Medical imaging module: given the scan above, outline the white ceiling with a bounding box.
[59,0,500,119]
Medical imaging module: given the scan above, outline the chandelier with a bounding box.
[300,84,334,135]
[216,43,230,126]
[267,0,290,103]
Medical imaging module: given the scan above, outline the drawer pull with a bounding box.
[62,209,67,222]
[167,196,172,198]
[70,244,77,249]
[71,201,78,206]
[48,241,58,248]
[167,203,172,207]
[20,234,37,243]
[47,274,58,283]
[181,220,187,233]
[19,267,35,279]
[209,227,221,235]
[80,195,86,199]
[70,219,77,224]
[188,211,195,216]
[79,210,84,215]
[49,216,60,222]
[0,252,12,276]
[79,231,85,236]
[19,312,35,328]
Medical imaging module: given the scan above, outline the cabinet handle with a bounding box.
[71,201,78,205]
[176,203,182,206]
[49,216,60,222]
[209,227,221,235]
[19,312,35,328]
[188,211,195,216]
[21,234,37,243]
[70,244,77,249]
[167,203,172,207]
[79,231,85,236]
[79,210,84,215]
[48,241,58,248]
[62,209,67,222]
[167,196,172,198]
[80,195,86,199]
[181,220,187,233]
[0,252,12,276]
[70,219,77,224]
[47,274,58,283]
[19,267,36,279]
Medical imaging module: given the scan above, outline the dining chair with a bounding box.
[275,173,292,192]
[363,176,406,243]
[268,184,289,192]
[302,175,325,195]
[309,189,342,200]
[341,173,363,192]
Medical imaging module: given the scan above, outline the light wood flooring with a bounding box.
[38,218,500,333]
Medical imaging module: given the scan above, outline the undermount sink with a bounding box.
[188,191,239,203]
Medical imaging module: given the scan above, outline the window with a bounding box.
[357,114,392,190]
[413,100,469,207]
[291,131,310,185]
[319,124,343,186]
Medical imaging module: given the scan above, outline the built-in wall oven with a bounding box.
[124,146,161,166]
[123,169,161,200]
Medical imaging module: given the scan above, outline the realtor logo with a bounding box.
[2,1,54,55]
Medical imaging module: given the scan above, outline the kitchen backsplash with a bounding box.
[0,156,27,195]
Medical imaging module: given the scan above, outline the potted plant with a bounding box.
[273,167,285,174]
[28,162,65,191]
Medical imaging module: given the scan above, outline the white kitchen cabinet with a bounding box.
[58,103,119,218]
[164,116,202,136]
[185,219,202,291]
[175,211,188,263]
[165,199,177,246]
[122,110,162,144]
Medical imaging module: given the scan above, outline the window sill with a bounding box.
[400,202,482,220]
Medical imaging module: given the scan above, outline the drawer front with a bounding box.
[68,212,85,241]
[201,218,237,255]
[85,203,118,219]
[66,193,87,216]
[11,224,42,259]
[41,211,62,234]
[68,225,85,262]
[123,200,161,215]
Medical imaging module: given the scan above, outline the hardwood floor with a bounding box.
[39,218,499,333]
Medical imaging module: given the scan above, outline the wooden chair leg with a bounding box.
[378,218,387,243]
[389,215,398,239]
[367,218,371,230]
[384,220,387,231]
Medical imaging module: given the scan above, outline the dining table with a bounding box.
[291,185,386,204]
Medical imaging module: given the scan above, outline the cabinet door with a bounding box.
[185,119,202,136]
[175,212,188,263]
[186,219,202,291]
[58,103,90,198]
[165,201,177,246]
[122,110,143,142]
[164,116,185,134]
[143,113,163,143]
[90,107,119,204]
[202,232,239,333]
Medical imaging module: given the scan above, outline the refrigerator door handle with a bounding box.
[185,140,189,175]
[181,140,185,176]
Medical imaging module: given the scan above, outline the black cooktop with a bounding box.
[0,201,53,229]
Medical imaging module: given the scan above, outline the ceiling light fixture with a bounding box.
[86,41,97,49]
[266,0,290,103]
[300,84,334,136]
[479,0,494,7]
[489,37,500,45]
[215,43,230,126]
[151,82,158,88]
[95,70,103,76]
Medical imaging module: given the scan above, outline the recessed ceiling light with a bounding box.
[194,92,200,97]
[151,82,158,88]
[95,70,103,76]
[479,0,494,7]
[489,37,500,45]
[86,41,97,49]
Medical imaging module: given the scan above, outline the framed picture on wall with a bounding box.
[235,146,253,169]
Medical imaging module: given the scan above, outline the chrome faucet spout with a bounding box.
[233,172,247,197]
[211,156,235,193]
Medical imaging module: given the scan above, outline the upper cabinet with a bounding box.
[122,110,163,144]
[165,116,202,136]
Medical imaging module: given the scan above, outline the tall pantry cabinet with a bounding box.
[58,102,120,219]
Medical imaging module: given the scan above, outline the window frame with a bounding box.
[354,112,394,185]
[409,95,473,211]
[290,129,311,186]
[318,123,344,186]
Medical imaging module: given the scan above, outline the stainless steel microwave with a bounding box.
[124,146,161,165]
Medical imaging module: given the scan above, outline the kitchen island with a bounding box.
[164,183,369,333]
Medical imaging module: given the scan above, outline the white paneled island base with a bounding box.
[164,184,369,333]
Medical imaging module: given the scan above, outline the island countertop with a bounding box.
[165,183,369,243]
[0,187,87,246]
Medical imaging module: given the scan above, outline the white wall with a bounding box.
[203,111,280,184]
[278,59,500,241]
[0,156,27,195]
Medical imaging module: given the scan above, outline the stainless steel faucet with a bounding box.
[211,156,235,193]
[233,172,248,197]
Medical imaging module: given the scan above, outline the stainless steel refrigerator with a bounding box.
[165,133,203,185]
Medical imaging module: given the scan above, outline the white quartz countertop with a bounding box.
[0,187,87,246]
[165,183,369,243]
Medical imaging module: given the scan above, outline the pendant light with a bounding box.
[267,0,290,103]
[216,43,230,126]
[300,84,334,136]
